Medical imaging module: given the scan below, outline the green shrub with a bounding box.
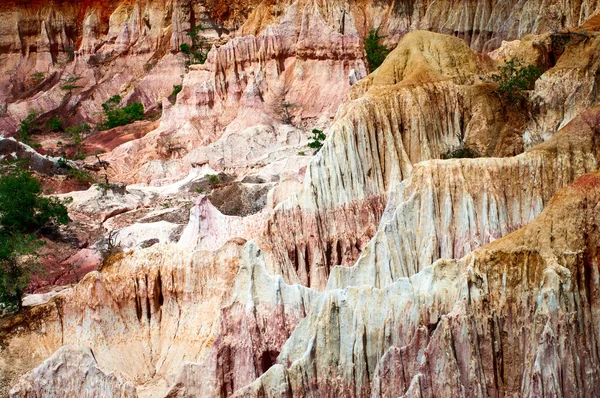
[30,72,45,87]
[206,174,219,186]
[0,232,43,312]
[47,117,63,132]
[170,85,183,104]
[308,129,326,154]
[17,113,39,144]
[100,95,145,130]
[0,168,71,311]
[65,123,91,159]
[441,145,481,160]
[65,45,75,62]
[364,29,391,73]
[0,168,70,232]
[491,58,543,104]
[172,84,182,96]
[60,75,83,95]
[180,25,208,69]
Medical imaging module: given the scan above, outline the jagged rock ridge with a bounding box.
[2,1,600,397]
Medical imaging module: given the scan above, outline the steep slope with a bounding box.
[264,28,600,290]
[1,241,319,397]
[328,105,600,289]
[240,171,600,397]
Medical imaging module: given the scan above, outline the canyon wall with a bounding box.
[240,172,600,397]
[2,1,600,397]
[264,28,600,290]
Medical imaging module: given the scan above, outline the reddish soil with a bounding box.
[84,119,160,153]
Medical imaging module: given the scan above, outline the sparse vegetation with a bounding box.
[171,84,182,98]
[60,75,84,95]
[441,146,481,159]
[364,29,391,73]
[47,117,64,132]
[490,58,543,105]
[0,168,71,312]
[96,180,111,196]
[92,155,111,196]
[207,174,219,186]
[441,132,481,159]
[64,123,91,160]
[17,112,40,145]
[272,85,295,125]
[169,84,183,104]
[99,230,123,268]
[280,102,294,124]
[100,95,145,130]
[65,45,75,63]
[180,24,208,69]
[30,72,45,87]
[308,129,326,154]
[158,135,185,158]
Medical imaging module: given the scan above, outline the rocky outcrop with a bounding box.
[164,243,319,397]
[328,105,600,289]
[9,346,137,398]
[3,2,600,397]
[2,241,320,397]
[3,0,597,181]
[264,27,600,291]
[239,171,600,397]
[102,0,369,184]
[263,31,487,289]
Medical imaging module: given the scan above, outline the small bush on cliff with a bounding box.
[364,29,391,73]
[17,112,40,146]
[100,95,145,130]
[180,24,208,69]
[207,174,219,186]
[169,84,182,104]
[308,129,326,154]
[491,58,542,104]
[441,145,481,159]
[47,117,64,132]
[65,123,91,159]
[60,75,84,96]
[30,72,45,87]
[0,168,71,312]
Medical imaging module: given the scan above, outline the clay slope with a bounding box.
[3,3,600,397]
[240,170,600,397]
[264,28,600,290]
[329,105,600,289]
[2,241,320,397]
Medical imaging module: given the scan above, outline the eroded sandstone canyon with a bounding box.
[1,0,600,397]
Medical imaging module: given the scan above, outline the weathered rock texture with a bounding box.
[239,171,600,397]
[3,2,600,397]
[2,0,598,182]
[9,346,137,398]
[328,105,600,289]
[264,27,600,291]
[1,241,319,397]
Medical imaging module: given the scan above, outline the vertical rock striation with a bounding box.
[239,171,600,397]
[328,105,600,289]
[9,346,138,398]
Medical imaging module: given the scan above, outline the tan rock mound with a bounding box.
[9,346,137,398]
